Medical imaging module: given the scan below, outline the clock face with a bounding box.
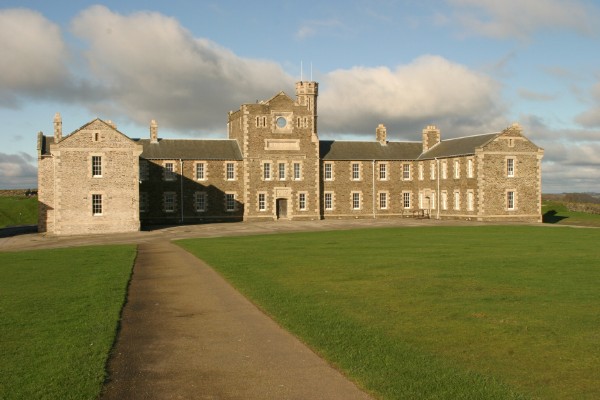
[276,116,287,128]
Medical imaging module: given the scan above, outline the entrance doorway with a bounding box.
[276,199,288,219]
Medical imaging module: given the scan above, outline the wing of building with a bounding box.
[37,81,544,235]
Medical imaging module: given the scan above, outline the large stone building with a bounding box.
[37,81,544,235]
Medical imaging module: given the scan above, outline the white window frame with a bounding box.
[454,190,460,210]
[507,190,516,210]
[379,191,388,210]
[467,159,474,178]
[164,162,176,181]
[507,158,515,177]
[263,162,272,180]
[92,155,102,177]
[92,194,102,216]
[467,190,474,211]
[164,192,176,213]
[324,163,334,181]
[403,163,411,181]
[418,162,424,181]
[324,192,334,210]
[454,159,460,179]
[403,192,411,209]
[379,162,388,181]
[431,191,436,210]
[430,161,436,180]
[352,162,361,181]
[298,192,307,211]
[293,162,302,180]
[225,192,237,212]
[278,162,286,180]
[226,162,236,180]
[441,191,448,210]
[258,193,266,211]
[442,160,447,179]
[352,192,361,210]
[195,162,206,181]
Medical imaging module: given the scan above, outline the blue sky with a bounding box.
[1,0,599,192]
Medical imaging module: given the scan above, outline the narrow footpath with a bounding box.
[100,240,373,400]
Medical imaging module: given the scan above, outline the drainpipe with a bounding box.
[372,160,376,219]
[436,158,440,220]
[180,159,184,224]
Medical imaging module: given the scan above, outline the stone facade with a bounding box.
[37,81,544,235]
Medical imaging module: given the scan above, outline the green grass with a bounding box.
[542,200,600,227]
[0,245,136,400]
[0,196,38,228]
[178,226,600,400]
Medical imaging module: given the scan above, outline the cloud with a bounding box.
[70,5,294,134]
[574,82,600,128]
[446,0,600,39]
[318,55,505,139]
[0,8,71,108]
[518,89,556,102]
[295,18,345,40]
[0,152,37,189]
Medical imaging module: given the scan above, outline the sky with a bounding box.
[1,0,599,192]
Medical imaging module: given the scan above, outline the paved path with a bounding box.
[100,240,373,400]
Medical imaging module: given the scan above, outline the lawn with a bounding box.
[0,245,136,400]
[178,226,600,400]
[0,196,38,228]
[542,200,600,227]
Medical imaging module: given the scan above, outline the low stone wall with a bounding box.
[0,189,38,197]
[565,202,600,215]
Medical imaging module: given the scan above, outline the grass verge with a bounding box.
[0,196,38,228]
[542,200,600,226]
[178,226,600,400]
[0,245,136,400]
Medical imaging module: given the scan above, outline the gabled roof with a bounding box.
[135,139,243,160]
[320,140,423,160]
[418,133,499,160]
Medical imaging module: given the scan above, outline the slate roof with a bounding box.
[135,139,243,160]
[320,141,423,160]
[418,133,499,160]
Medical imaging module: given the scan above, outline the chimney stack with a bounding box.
[150,120,158,143]
[53,112,62,143]
[376,124,387,145]
[422,125,441,152]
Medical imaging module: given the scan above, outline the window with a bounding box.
[196,163,206,180]
[467,191,474,211]
[258,193,266,211]
[442,161,447,179]
[430,161,436,180]
[403,192,411,209]
[324,163,333,180]
[226,193,236,211]
[139,192,148,212]
[92,156,102,177]
[164,162,176,181]
[467,159,474,178]
[418,192,424,209]
[454,160,460,179]
[507,191,515,210]
[226,162,235,180]
[139,160,149,181]
[418,163,424,180]
[195,192,206,212]
[441,191,448,210]
[454,190,460,210]
[379,163,387,180]
[403,164,411,180]
[324,192,333,210]
[278,162,286,180]
[263,162,271,180]
[507,158,515,177]
[164,192,175,213]
[92,194,102,215]
[352,163,360,180]
[352,192,361,210]
[379,192,388,209]
[293,163,301,180]
[431,191,436,210]
[298,192,307,210]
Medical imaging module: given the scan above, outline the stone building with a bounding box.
[37,81,544,235]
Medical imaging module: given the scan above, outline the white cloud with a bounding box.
[0,8,70,107]
[318,55,505,138]
[0,152,37,189]
[447,0,600,39]
[575,82,600,128]
[295,18,345,40]
[70,5,294,134]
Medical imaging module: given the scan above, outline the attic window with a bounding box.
[276,117,287,128]
[508,138,514,147]
[93,132,100,142]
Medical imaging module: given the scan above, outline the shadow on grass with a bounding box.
[0,225,38,238]
[543,210,568,224]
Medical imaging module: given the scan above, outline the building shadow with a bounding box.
[542,209,568,224]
